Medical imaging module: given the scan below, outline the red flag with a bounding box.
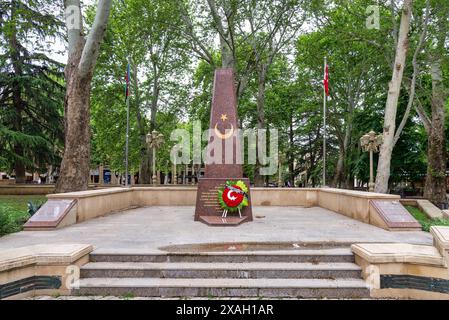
[323,63,329,96]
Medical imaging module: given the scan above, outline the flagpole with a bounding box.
[323,57,327,187]
[125,57,130,187]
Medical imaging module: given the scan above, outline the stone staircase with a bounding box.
[74,248,370,299]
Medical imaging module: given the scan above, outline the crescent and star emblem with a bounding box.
[214,113,234,140]
[226,189,237,201]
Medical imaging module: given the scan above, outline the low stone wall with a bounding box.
[0,184,121,196]
[0,244,92,299]
[38,187,405,229]
[0,185,55,195]
[48,188,135,223]
[251,188,318,206]
[318,188,399,223]
[134,187,197,206]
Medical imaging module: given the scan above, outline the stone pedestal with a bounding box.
[195,177,253,226]
[194,68,253,226]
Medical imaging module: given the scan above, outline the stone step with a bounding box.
[80,262,362,279]
[90,248,354,263]
[74,277,370,298]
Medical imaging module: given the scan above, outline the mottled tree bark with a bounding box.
[423,61,447,206]
[333,151,344,188]
[332,81,356,189]
[416,1,447,206]
[254,64,267,187]
[56,0,112,193]
[133,63,151,185]
[56,40,91,192]
[375,0,412,193]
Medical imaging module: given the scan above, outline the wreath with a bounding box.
[218,180,249,212]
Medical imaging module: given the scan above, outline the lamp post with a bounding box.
[146,130,165,185]
[360,130,383,192]
[173,157,177,185]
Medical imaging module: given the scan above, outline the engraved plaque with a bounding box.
[371,200,421,229]
[24,199,76,228]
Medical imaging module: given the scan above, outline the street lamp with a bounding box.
[146,130,165,185]
[360,130,383,192]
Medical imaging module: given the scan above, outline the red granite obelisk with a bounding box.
[194,68,253,226]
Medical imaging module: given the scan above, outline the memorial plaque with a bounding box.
[194,68,253,226]
[24,199,76,229]
[370,200,421,229]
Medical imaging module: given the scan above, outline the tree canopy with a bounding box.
[0,0,448,203]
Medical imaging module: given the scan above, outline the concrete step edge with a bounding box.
[90,248,353,257]
[81,262,362,271]
[76,277,369,289]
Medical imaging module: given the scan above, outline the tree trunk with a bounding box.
[333,150,345,188]
[9,1,26,184]
[206,0,235,69]
[375,0,412,193]
[423,60,447,206]
[254,64,267,187]
[56,41,92,192]
[148,72,160,184]
[288,118,295,186]
[133,64,151,184]
[139,148,152,184]
[56,0,112,193]
[333,102,354,188]
[13,145,25,183]
[220,37,235,69]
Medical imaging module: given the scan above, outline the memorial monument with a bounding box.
[194,68,253,226]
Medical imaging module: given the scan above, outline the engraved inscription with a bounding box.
[199,186,222,211]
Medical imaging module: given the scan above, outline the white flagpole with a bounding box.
[125,58,130,187]
[323,57,327,187]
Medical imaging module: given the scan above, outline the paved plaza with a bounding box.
[0,206,432,252]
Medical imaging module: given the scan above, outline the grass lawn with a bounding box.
[405,205,449,232]
[0,195,46,237]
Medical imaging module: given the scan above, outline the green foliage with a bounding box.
[0,0,64,176]
[0,206,14,237]
[90,0,191,174]
[0,196,46,236]
[0,205,25,236]
[405,205,449,232]
[0,0,445,191]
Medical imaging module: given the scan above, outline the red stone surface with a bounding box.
[204,68,242,178]
[195,69,253,225]
[370,200,421,229]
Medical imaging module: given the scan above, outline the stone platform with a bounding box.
[0,206,432,252]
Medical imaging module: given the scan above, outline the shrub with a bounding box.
[405,205,449,232]
[0,206,15,237]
